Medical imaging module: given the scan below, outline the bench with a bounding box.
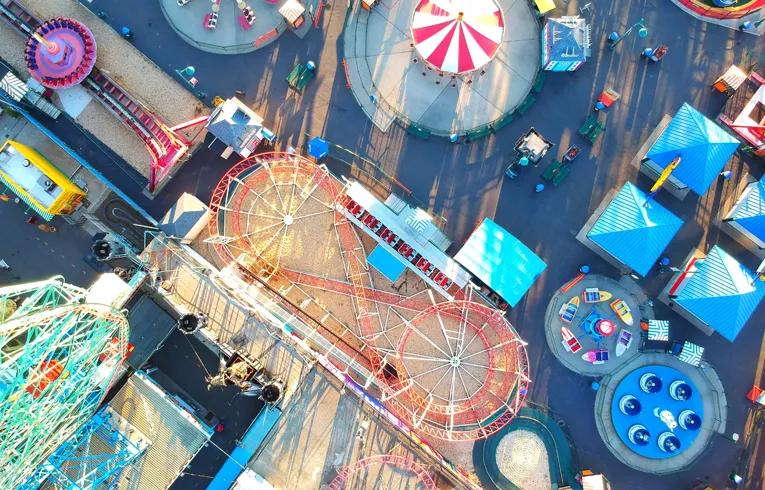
[466,124,492,142]
[541,159,571,186]
[407,123,430,139]
[578,114,605,144]
[286,64,315,92]
[515,94,536,116]
[532,72,546,94]
[492,112,513,131]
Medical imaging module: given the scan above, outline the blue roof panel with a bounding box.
[587,182,684,276]
[543,19,586,63]
[646,103,739,195]
[454,219,546,307]
[674,245,765,341]
[731,178,765,242]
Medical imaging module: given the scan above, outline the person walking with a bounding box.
[0,259,10,271]
[720,170,733,181]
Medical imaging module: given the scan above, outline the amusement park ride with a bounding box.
[0,276,133,488]
[0,1,190,193]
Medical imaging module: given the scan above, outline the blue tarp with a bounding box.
[454,218,546,307]
[542,19,587,64]
[673,245,765,342]
[307,137,329,159]
[368,244,407,282]
[588,182,684,276]
[646,103,739,195]
[729,178,765,243]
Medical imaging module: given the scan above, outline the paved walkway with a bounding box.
[343,0,540,135]
[593,352,727,475]
[544,274,651,377]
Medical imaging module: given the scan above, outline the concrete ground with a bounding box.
[344,0,540,134]
[27,0,765,487]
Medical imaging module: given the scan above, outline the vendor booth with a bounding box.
[663,244,765,341]
[455,218,546,307]
[722,176,765,251]
[278,0,305,29]
[640,103,739,198]
[542,16,591,71]
[718,71,765,156]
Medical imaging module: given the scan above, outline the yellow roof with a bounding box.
[535,0,556,14]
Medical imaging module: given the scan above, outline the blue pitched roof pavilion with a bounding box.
[454,219,546,307]
[647,103,739,196]
[671,245,765,342]
[727,177,765,247]
[587,182,684,276]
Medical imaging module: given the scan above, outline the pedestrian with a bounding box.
[26,216,38,225]
[720,170,733,180]
[535,183,545,193]
[369,94,377,105]
[0,259,10,271]
[214,422,225,433]
[0,193,10,202]
[738,21,754,31]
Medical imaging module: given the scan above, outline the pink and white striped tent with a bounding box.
[411,0,504,75]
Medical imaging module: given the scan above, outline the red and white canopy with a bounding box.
[411,0,504,75]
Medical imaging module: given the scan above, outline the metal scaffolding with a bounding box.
[0,276,130,488]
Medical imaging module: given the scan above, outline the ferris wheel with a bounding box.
[0,277,129,488]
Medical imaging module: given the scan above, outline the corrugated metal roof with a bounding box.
[674,245,765,341]
[110,372,212,490]
[454,218,546,307]
[731,178,765,242]
[646,103,739,195]
[587,182,684,276]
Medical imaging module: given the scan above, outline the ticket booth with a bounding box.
[279,0,305,29]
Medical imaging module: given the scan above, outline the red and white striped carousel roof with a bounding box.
[411,0,504,75]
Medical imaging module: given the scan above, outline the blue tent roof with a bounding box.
[730,178,765,242]
[454,218,546,307]
[542,19,587,63]
[673,245,765,342]
[646,103,739,195]
[587,182,684,276]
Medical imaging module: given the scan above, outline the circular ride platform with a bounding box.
[328,454,436,489]
[344,0,541,135]
[544,275,647,377]
[594,353,727,475]
[206,153,531,442]
[25,17,97,89]
[159,0,289,54]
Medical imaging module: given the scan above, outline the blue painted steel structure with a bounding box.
[646,103,739,196]
[672,245,765,341]
[588,182,684,276]
[454,218,546,307]
[21,407,147,489]
[208,405,282,490]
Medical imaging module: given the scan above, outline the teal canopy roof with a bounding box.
[730,178,765,243]
[647,103,739,195]
[454,218,546,307]
[673,245,765,342]
[588,182,684,276]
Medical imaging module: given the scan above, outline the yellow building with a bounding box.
[0,139,86,220]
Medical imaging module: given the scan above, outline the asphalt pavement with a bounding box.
[28,0,765,488]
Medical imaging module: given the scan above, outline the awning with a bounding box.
[647,320,670,341]
[677,341,704,366]
[411,0,504,74]
[279,0,305,23]
[454,218,546,307]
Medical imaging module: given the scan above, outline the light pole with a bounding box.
[608,18,647,50]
